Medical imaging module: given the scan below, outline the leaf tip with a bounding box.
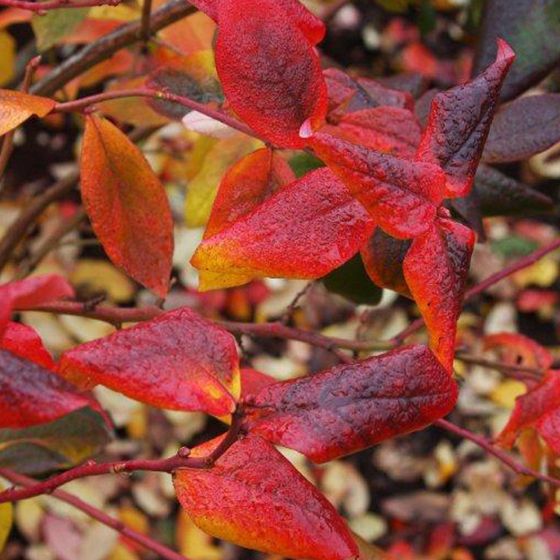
[299,117,315,139]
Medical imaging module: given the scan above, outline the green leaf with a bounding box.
[322,254,383,305]
[31,8,90,51]
[0,407,112,475]
[492,236,540,258]
[288,152,325,178]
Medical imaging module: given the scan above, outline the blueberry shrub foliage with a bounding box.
[0,0,560,558]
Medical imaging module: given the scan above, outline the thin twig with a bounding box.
[0,469,188,560]
[31,0,196,97]
[392,238,560,344]
[16,208,87,279]
[139,0,153,42]
[455,352,543,380]
[435,419,560,487]
[0,407,244,504]
[53,88,259,139]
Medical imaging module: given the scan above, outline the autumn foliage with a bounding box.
[1,0,560,558]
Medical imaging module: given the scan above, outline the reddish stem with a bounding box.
[435,419,560,487]
[0,407,244,505]
[393,237,560,343]
[53,88,260,140]
[0,469,188,560]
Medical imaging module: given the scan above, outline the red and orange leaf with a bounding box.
[310,132,445,239]
[214,0,327,147]
[403,216,475,371]
[360,227,411,297]
[0,274,74,336]
[0,89,55,137]
[483,332,553,370]
[416,39,515,198]
[244,344,457,463]
[204,147,295,239]
[327,107,422,158]
[0,349,89,429]
[240,367,276,400]
[174,435,359,560]
[191,168,375,290]
[1,322,55,370]
[80,115,173,297]
[497,370,560,454]
[58,308,239,417]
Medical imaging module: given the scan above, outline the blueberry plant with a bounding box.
[0,0,560,558]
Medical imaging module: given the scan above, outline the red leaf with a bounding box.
[174,435,359,560]
[240,368,276,400]
[309,132,445,239]
[416,39,515,197]
[192,168,375,290]
[244,344,457,463]
[1,322,55,370]
[0,89,55,137]
[0,274,74,336]
[214,0,327,147]
[189,0,325,45]
[483,332,553,370]
[360,227,411,297]
[497,370,560,454]
[403,216,475,371]
[328,107,422,158]
[204,147,295,239]
[0,349,89,429]
[483,94,560,163]
[80,115,174,297]
[59,308,239,417]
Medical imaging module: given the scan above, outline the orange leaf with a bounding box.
[0,89,55,137]
[174,435,358,560]
[204,147,295,238]
[80,115,173,297]
[58,308,239,417]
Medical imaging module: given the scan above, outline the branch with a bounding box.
[435,419,560,487]
[53,88,259,139]
[455,352,543,381]
[0,469,188,560]
[393,237,560,344]
[0,0,120,11]
[30,0,197,97]
[0,406,244,505]
[140,0,153,42]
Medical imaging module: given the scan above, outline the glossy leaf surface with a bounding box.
[80,115,173,297]
[403,217,475,371]
[59,308,239,416]
[245,344,457,463]
[473,0,560,101]
[483,94,560,163]
[0,349,89,429]
[416,39,515,197]
[214,0,327,147]
[0,89,55,137]
[0,274,74,336]
[310,132,445,239]
[192,168,375,290]
[360,228,411,297]
[204,147,295,238]
[174,435,359,560]
[1,322,55,370]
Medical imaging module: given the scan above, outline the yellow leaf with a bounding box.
[70,259,135,302]
[177,509,223,560]
[491,379,526,409]
[185,135,262,227]
[513,257,558,288]
[0,32,15,87]
[0,483,13,553]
